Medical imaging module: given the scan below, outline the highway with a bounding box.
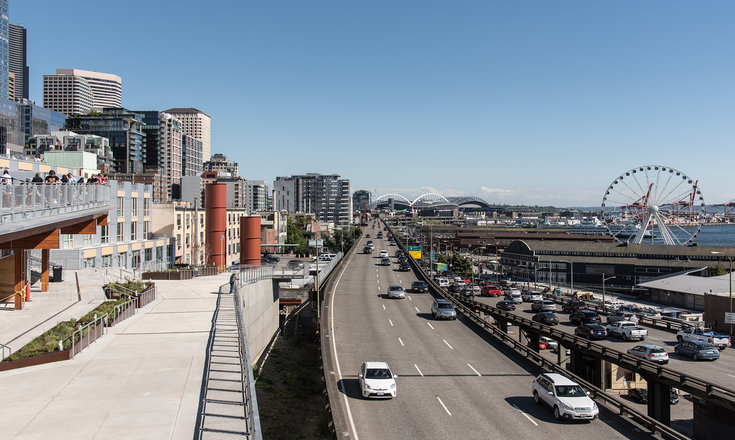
[327,229,655,440]
[472,293,735,390]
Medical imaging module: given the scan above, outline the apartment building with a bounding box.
[274,173,352,227]
[163,107,211,161]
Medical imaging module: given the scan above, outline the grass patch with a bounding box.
[255,333,331,440]
[3,297,130,362]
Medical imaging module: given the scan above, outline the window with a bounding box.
[83,257,96,268]
[130,222,137,241]
[100,225,109,244]
[62,234,73,249]
[117,252,127,268]
[143,198,151,216]
[145,248,152,262]
[177,214,181,227]
[131,198,138,217]
[143,221,150,239]
[101,255,112,267]
[176,234,181,250]
[117,196,124,213]
[117,223,124,242]
[83,235,92,246]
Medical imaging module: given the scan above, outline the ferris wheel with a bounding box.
[600,165,705,245]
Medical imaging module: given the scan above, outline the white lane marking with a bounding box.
[389,319,394,327]
[513,404,538,426]
[443,339,454,350]
[647,336,660,341]
[329,247,359,440]
[398,337,405,347]
[726,374,735,379]
[467,363,481,376]
[408,295,412,301]
[414,364,424,377]
[382,304,386,310]
[377,286,381,291]
[436,396,452,416]
[427,322,435,330]
[414,306,420,313]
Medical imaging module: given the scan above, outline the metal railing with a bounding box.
[70,313,107,358]
[0,343,10,361]
[110,298,136,325]
[0,182,110,224]
[232,285,262,439]
[137,285,157,308]
[236,264,275,287]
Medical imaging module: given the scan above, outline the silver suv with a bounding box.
[431,299,457,320]
[532,373,599,421]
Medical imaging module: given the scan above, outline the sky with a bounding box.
[12,1,735,207]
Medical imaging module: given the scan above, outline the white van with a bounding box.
[437,277,450,288]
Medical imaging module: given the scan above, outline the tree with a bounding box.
[712,262,727,276]
[286,217,308,254]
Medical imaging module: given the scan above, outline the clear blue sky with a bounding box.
[13,1,735,207]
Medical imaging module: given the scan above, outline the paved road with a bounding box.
[473,294,735,390]
[328,231,655,440]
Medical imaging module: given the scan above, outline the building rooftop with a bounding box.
[638,271,733,297]
[163,107,210,117]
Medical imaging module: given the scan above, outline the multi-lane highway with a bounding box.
[326,227,655,439]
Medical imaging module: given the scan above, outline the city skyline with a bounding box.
[13,1,735,206]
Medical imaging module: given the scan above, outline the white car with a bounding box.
[522,292,544,302]
[387,285,405,299]
[532,373,598,421]
[359,361,397,398]
[436,277,450,287]
[379,250,389,258]
[539,336,558,351]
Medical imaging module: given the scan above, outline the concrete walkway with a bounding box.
[0,273,229,439]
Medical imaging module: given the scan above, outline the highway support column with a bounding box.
[646,379,671,426]
[694,399,735,440]
[569,349,604,389]
[496,318,508,334]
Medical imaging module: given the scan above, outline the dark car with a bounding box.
[570,309,601,324]
[497,300,516,311]
[395,250,405,257]
[411,280,428,293]
[380,257,391,266]
[575,323,608,340]
[628,388,679,405]
[562,300,589,313]
[398,261,411,271]
[366,234,371,238]
[262,254,280,264]
[532,312,560,326]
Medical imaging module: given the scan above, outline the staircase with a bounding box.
[196,291,252,439]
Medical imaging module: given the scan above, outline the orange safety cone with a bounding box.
[25,283,30,301]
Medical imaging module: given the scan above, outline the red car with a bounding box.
[481,285,502,296]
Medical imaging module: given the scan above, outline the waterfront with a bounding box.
[690,224,735,247]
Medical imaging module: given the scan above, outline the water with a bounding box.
[693,225,735,247]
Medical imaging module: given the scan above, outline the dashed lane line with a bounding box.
[414,364,424,377]
[436,396,452,416]
[467,363,481,376]
[427,322,434,330]
[389,319,394,327]
[398,337,405,347]
[414,306,420,313]
[382,304,386,310]
[443,339,454,350]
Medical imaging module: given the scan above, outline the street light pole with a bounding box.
[602,274,616,310]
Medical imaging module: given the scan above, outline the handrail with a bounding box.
[0,182,111,225]
[0,342,10,360]
[110,298,136,324]
[232,285,262,440]
[70,313,107,358]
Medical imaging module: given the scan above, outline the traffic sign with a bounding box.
[408,246,422,252]
[725,312,735,325]
[308,240,323,247]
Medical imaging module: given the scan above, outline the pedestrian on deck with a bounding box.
[44,170,59,183]
[31,172,43,183]
[1,169,11,183]
[229,272,239,293]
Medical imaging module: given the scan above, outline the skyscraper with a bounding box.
[9,24,28,100]
[0,0,9,100]
[163,108,211,161]
[43,69,122,115]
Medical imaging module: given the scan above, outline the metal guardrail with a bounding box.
[384,220,722,439]
[70,313,107,358]
[0,182,110,224]
[111,298,136,324]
